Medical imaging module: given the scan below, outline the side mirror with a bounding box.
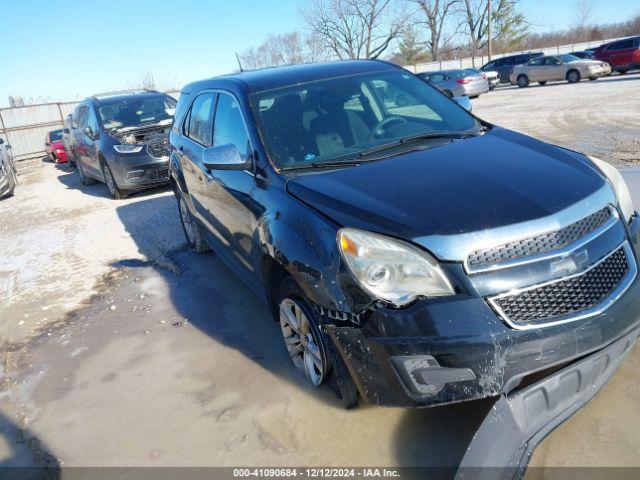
[0,138,4,145]
[453,96,472,112]
[45,141,50,146]
[203,144,251,171]
[64,128,70,134]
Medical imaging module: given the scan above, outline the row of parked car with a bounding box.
[417,35,640,93]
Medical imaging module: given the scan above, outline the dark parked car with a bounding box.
[592,36,640,74]
[569,50,594,59]
[0,138,18,198]
[70,90,177,199]
[480,52,543,83]
[169,60,639,413]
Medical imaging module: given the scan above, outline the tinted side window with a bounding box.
[501,57,516,66]
[513,55,528,65]
[213,94,250,160]
[611,39,634,50]
[87,108,99,133]
[187,93,216,147]
[544,57,560,65]
[529,57,545,66]
[76,106,88,129]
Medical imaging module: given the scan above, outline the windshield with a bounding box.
[559,54,581,63]
[50,129,63,141]
[251,70,479,169]
[98,95,177,130]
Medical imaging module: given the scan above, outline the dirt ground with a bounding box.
[1,73,640,475]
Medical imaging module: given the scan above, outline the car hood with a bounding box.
[285,127,606,243]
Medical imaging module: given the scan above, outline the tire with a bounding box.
[617,69,628,75]
[177,192,209,253]
[566,69,581,83]
[517,75,529,88]
[589,77,598,81]
[443,90,453,97]
[277,276,359,409]
[102,162,127,199]
[539,81,547,86]
[76,160,96,186]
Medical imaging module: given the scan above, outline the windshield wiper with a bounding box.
[301,130,479,170]
[355,130,478,158]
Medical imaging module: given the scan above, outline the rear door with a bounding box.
[178,91,217,228]
[74,106,90,167]
[525,57,545,81]
[543,56,563,81]
[84,107,101,174]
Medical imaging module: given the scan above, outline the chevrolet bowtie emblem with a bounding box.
[550,250,589,276]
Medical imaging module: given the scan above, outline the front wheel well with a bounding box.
[262,255,290,322]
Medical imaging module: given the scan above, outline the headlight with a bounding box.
[338,229,454,307]
[589,156,635,222]
[113,144,143,154]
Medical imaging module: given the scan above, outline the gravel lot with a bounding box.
[1,72,639,474]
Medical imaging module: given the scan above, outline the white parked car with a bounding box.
[510,54,611,87]
[0,138,17,198]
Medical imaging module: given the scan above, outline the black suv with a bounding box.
[70,90,176,199]
[480,52,543,83]
[169,61,639,413]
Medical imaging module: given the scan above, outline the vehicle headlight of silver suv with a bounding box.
[590,156,635,223]
[338,229,454,307]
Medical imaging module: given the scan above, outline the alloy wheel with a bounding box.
[279,298,325,386]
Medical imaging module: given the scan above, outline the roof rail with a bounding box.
[91,89,159,100]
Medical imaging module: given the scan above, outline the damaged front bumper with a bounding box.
[108,152,170,191]
[455,325,639,478]
[324,217,640,408]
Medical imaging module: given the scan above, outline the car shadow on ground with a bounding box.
[114,194,499,472]
[0,409,60,478]
[56,165,171,200]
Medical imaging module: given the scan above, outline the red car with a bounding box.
[591,36,640,74]
[45,129,68,163]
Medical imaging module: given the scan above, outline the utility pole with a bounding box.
[487,0,493,62]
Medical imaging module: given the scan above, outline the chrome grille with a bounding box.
[146,135,170,159]
[468,207,612,271]
[489,246,630,327]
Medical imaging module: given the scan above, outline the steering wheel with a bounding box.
[368,116,408,140]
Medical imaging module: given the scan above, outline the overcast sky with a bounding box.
[1,0,638,107]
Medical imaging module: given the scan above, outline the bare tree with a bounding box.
[129,72,180,92]
[411,0,459,61]
[461,0,527,65]
[302,0,405,60]
[239,31,327,69]
[574,0,594,41]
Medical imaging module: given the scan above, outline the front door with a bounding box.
[199,92,257,287]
